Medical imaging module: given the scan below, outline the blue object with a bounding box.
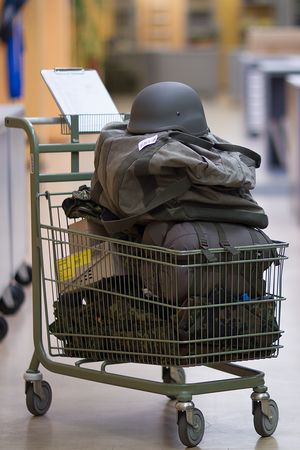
[240,292,250,302]
[6,15,23,98]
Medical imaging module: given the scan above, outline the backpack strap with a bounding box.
[191,222,217,262]
[101,176,192,234]
[248,227,262,245]
[214,223,240,256]
[215,143,261,168]
[169,131,261,168]
[249,227,280,265]
[169,131,214,150]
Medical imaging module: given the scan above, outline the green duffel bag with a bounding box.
[91,123,268,234]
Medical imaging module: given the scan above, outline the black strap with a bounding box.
[214,223,240,256]
[191,222,217,262]
[248,227,260,245]
[216,143,261,168]
[169,131,214,150]
[169,131,261,168]
[250,227,280,265]
[101,176,191,234]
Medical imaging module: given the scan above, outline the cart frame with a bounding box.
[5,114,288,447]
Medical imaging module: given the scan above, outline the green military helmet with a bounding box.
[127,81,209,136]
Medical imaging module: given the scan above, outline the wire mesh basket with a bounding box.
[41,193,287,367]
[60,113,129,135]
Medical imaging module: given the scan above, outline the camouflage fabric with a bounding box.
[49,276,175,363]
[49,276,280,366]
[90,122,268,234]
[177,290,280,358]
[62,184,102,220]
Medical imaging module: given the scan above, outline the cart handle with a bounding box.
[5,116,95,182]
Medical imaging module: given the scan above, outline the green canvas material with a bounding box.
[90,122,268,234]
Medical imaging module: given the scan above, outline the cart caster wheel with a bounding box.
[15,264,32,286]
[26,380,52,416]
[253,399,279,437]
[0,283,25,315]
[178,408,205,447]
[0,316,8,340]
[162,367,186,400]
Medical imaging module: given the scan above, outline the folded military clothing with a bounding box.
[49,276,280,365]
[62,185,102,220]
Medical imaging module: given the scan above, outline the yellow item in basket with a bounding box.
[58,249,92,282]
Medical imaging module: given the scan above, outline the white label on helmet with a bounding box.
[138,134,158,151]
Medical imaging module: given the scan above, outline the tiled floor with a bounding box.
[1,94,299,450]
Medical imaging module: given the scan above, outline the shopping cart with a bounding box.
[5,114,288,448]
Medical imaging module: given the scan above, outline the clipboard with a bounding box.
[41,68,123,132]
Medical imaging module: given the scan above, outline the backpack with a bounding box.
[90,122,268,235]
[140,221,275,305]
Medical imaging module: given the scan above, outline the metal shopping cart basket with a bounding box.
[5,114,288,448]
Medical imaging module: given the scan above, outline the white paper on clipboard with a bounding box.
[41,68,123,132]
